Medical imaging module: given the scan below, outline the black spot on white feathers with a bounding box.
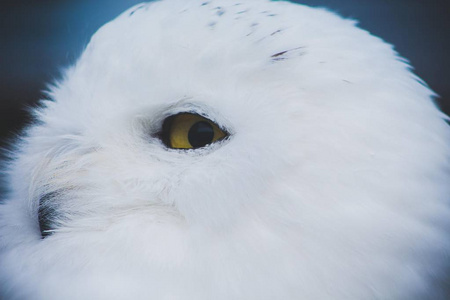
[201,2,210,6]
[271,47,305,62]
[271,50,288,58]
[128,4,147,17]
[259,11,277,17]
[215,7,225,17]
[271,29,283,36]
[38,191,61,238]
[246,23,259,36]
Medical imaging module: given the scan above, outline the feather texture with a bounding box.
[1,0,450,299]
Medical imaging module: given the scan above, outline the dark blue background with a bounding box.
[1,0,449,146]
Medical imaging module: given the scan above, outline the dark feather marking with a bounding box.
[201,2,210,6]
[272,57,289,62]
[38,191,61,238]
[271,29,283,36]
[271,50,288,58]
[129,4,146,17]
[271,47,305,61]
[216,9,225,16]
[236,10,249,14]
[246,23,259,36]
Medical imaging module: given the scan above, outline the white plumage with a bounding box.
[1,0,449,299]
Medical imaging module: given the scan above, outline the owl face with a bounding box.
[1,0,450,299]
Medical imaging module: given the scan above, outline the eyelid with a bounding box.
[159,102,231,131]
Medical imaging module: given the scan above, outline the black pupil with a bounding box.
[188,121,214,148]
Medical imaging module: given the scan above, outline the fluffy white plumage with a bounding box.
[1,0,450,299]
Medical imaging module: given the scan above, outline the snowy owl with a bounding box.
[1,0,450,299]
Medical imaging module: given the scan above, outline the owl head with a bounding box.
[1,0,449,299]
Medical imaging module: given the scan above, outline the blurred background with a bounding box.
[1,0,449,148]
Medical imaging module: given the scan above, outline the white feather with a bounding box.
[1,0,449,299]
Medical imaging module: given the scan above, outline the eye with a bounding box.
[159,113,228,149]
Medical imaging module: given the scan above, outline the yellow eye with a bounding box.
[160,113,228,149]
